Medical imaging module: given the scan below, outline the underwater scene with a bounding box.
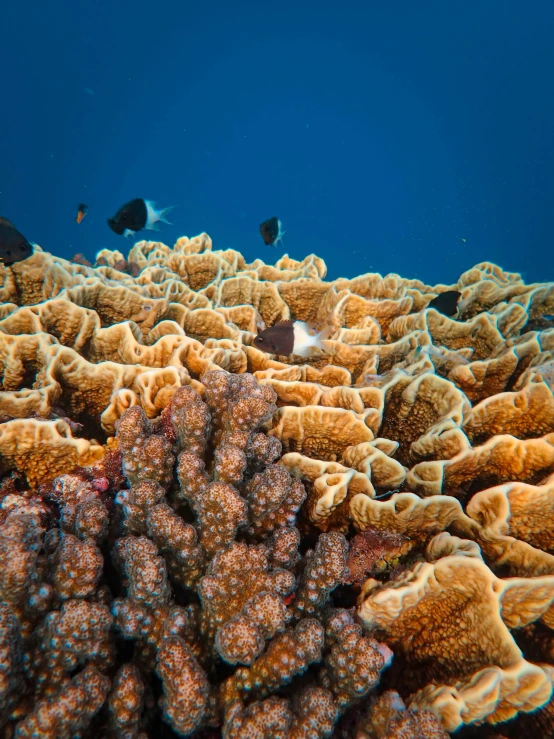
[2,1,554,737]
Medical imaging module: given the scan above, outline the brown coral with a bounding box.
[156,636,209,736]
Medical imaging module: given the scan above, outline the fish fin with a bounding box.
[292,346,317,358]
[147,221,161,231]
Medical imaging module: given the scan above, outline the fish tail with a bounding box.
[159,206,176,224]
[314,326,336,354]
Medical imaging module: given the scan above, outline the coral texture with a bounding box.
[0,235,554,737]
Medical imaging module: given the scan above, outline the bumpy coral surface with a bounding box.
[0,235,553,736]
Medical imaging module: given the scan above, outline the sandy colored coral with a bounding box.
[0,418,103,488]
[461,474,554,577]
[358,533,554,731]
[407,431,554,497]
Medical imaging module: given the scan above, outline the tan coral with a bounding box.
[358,532,554,731]
[253,361,352,388]
[211,276,290,325]
[166,250,236,290]
[313,287,383,334]
[216,305,263,333]
[516,357,554,390]
[0,298,100,352]
[350,491,472,539]
[457,262,524,288]
[390,309,506,361]
[341,440,406,490]
[280,440,405,533]
[276,281,334,323]
[491,301,529,339]
[464,381,554,444]
[379,371,471,464]
[448,332,543,404]
[269,406,375,460]
[354,332,425,375]
[0,419,104,487]
[0,333,61,418]
[407,432,554,497]
[279,452,375,530]
[449,349,521,403]
[463,475,554,576]
[258,378,382,429]
[513,282,554,322]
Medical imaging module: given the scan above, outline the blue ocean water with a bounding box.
[2,0,553,285]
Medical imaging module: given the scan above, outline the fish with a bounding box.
[427,290,462,317]
[259,217,285,247]
[108,198,174,238]
[0,217,34,265]
[414,345,443,360]
[71,253,92,267]
[76,203,88,224]
[253,320,334,357]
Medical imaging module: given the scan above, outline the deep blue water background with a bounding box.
[2,0,553,285]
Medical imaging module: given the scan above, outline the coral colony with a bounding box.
[0,233,553,738]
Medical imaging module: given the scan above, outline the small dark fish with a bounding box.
[259,217,285,247]
[0,217,34,266]
[71,253,92,267]
[427,290,462,317]
[113,259,129,273]
[128,261,141,277]
[108,198,174,239]
[76,203,88,224]
[253,320,333,357]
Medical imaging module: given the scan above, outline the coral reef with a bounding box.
[0,234,554,736]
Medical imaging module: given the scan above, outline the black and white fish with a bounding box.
[259,216,285,247]
[427,290,462,317]
[108,198,174,239]
[0,217,34,265]
[253,320,333,357]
